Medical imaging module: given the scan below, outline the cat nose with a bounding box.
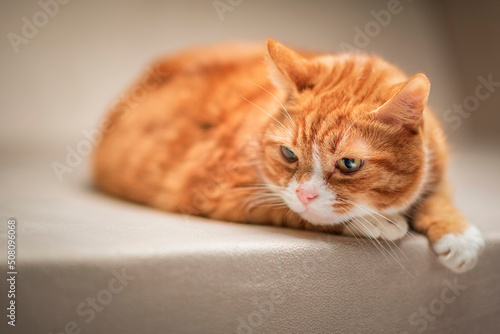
[296,186,319,205]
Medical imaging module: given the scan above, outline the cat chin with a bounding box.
[297,211,346,226]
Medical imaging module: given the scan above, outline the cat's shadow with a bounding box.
[82,181,418,248]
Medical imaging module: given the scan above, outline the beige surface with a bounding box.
[0,148,500,333]
[1,0,500,333]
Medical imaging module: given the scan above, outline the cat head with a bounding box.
[258,39,431,226]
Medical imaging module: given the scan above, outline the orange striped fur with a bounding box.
[93,39,484,272]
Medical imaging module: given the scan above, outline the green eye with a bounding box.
[337,158,363,173]
[281,146,298,163]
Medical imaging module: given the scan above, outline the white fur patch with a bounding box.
[432,226,485,273]
[343,213,408,241]
[282,143,344,225]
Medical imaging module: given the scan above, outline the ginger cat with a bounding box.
[93,39,484,273]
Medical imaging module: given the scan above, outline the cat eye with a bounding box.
[336,158,363,173]
[280,146,298,163]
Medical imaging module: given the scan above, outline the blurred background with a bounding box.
[1,0,499,148]
[0,0,499,220]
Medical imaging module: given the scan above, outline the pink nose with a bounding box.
[296,187,319,205]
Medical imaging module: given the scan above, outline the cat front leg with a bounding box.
[413,180,485,273]
[342,213,408,241]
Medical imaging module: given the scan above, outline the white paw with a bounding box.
[432,226,485,273]
[343,214,408,241]
[370,213,408,241]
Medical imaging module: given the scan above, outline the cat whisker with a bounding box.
[339,198,406,232]
[339,209,376,261]
[349,216,392,262]
[258,203,289,208]
[230,187,278,192]
[257,133,290,142]
[247,80,297,129]
[356,214,416,277]
[244,198,286,212]
[343,222,379,262]
[337,198,418,270]
[240,194,284,209]
[337,112,369,148]
[240,95,295,137]
[244,183,284,188]
[232,184,285,193]
[247,195,284,202]
[339,198,437,260]
[245,191,283,198]
[244,189,285,201]
[350,216,415,278]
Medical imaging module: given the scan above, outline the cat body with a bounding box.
[93,40,484,273]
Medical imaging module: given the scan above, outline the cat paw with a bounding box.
[432,226,485,273]
[371,213,408,241]
[343,213,408,241]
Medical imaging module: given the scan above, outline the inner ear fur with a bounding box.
[374,73,431,131]
[266,39,314,93]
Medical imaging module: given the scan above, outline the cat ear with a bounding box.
[266,39,312,93]
[374,73,431,132]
